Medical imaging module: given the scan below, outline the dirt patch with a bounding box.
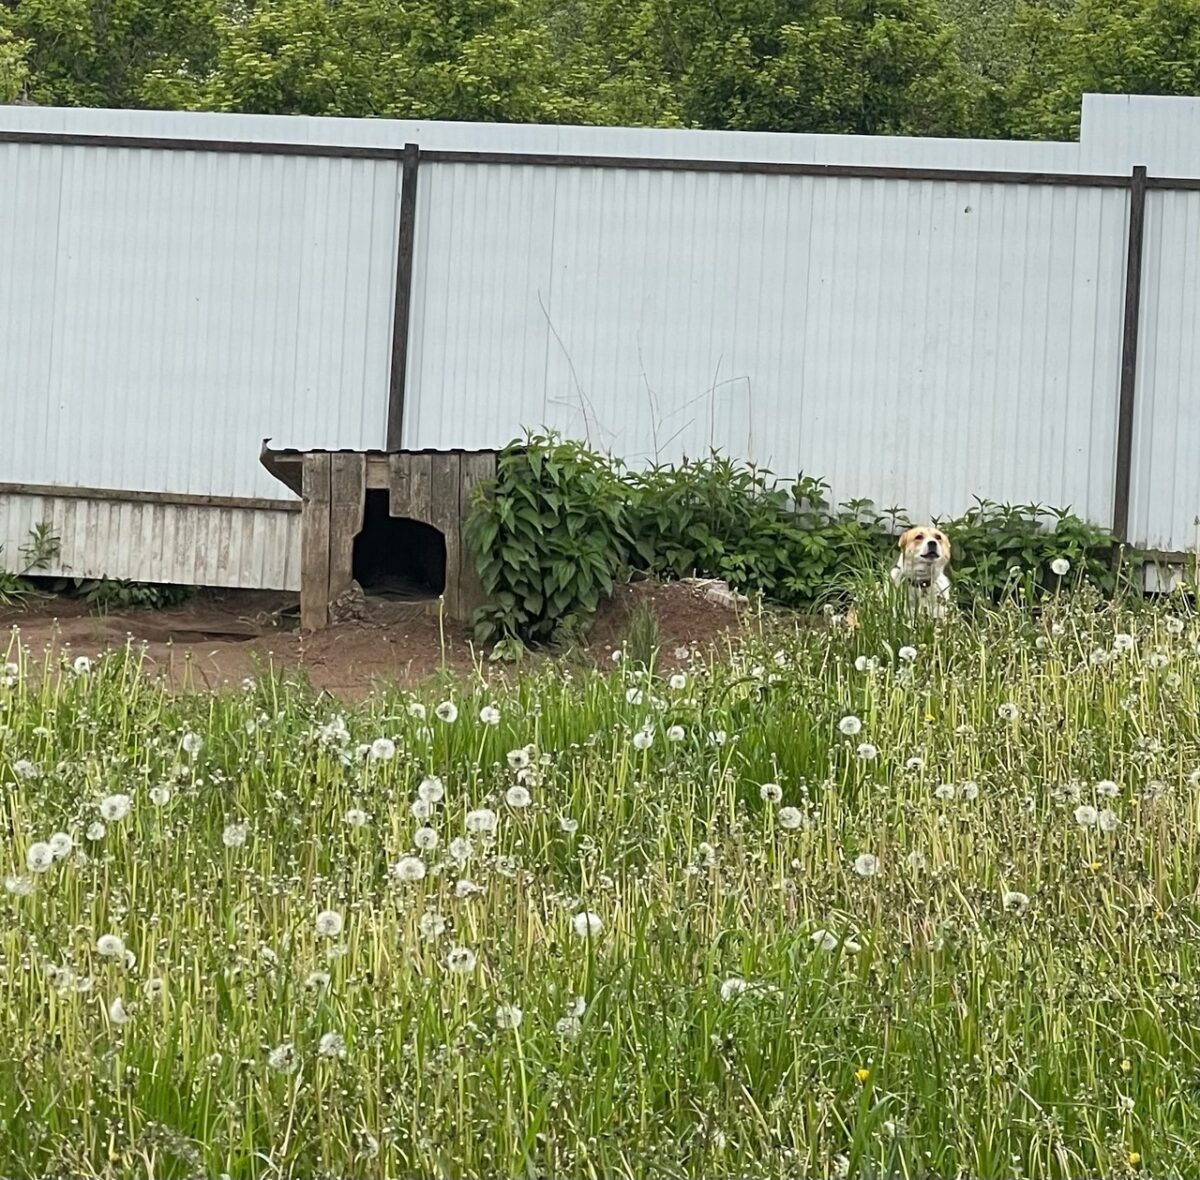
[0,580,753,698]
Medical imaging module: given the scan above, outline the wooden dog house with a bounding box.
[260,442,498,631]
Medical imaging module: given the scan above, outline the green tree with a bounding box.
[1003,0,1200,139]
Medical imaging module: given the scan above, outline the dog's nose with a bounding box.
[922,543,940,558]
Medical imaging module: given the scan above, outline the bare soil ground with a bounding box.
[0,580,750,698]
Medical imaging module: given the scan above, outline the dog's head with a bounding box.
[895,525,951,579]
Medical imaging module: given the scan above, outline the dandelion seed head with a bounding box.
[98,794,131,822]
[853,853,880,878]
[759,782,783,803]
[572,911,603,938]
[222,823,248,849]
[1073,804,1099,827]
[25,842,53,874]
[318,1031,346,1059]
[778,806,804,830]
[315,910,344,938]
[505,785,532,809]
[435,701,459,724]
[391,855,427,882]
[478,705,500,725]
[838,715,863,737]
[446,946,477,974]
[495,1003,523,1029]
[465,808,497,834]
[418,776,445,803]
[1050,557,1070,576]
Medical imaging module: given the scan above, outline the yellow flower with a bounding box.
[1120,1058,1133,1074]
[1089,861,1102,872]
[924,713,935,722]
[854,1068,871,1084]
[1127,1151,1142,1167]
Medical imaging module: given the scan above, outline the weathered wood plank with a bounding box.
[388,453,411,518]
[457,452,497,621]
[429,453,462,616]
[328,452,366,599]
[406,453,433,525]
[300,453,332,631]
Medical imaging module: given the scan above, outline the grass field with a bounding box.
[3,587,1200,1179]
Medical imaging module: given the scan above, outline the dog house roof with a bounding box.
[259,439,506,497]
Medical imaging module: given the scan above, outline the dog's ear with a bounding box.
[897,527,915,550]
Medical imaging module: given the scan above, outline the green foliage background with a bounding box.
[3,0,1200,140]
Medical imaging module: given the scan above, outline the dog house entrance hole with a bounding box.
[352,489,446,600]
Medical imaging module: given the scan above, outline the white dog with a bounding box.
[890,525,952,618]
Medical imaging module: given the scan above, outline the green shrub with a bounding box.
[466,435,1138,645]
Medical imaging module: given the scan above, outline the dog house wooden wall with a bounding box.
[260,444,498,631]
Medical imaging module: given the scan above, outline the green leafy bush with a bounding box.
[466,435,632,645]
[466,435,1138,645]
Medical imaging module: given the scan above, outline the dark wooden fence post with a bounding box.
[1112,165,1148,544]
[386,142,420,451]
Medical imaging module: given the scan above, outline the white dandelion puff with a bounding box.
[668,673,687,690]
[98,794,131,822]
[1050,557,1070,576]
[997,703,1020,722]
[559,816,579,834]
[48,832,73,860]
[555,1015,583,1039]
[96,934,126,959]
[1073,804,1099,827]
[413,826,438,851]
[418,776,445,803]
[495,1003,523,1029]
[410,798,433,821]
[72,655,92,676]
[934,783,956,801]
[759,783,783,804]
[1113,633,1135,652]
[505,785,532,809]
[315,910,344,938]
[1165,617,1186,636]
[418,912,446,940]
[267,1043,297,1074]
[344,807,369,827]
[11,759,38,781]
[25,842,53,874]
[479,705,500,726]
[1002,890,1030,913]
[318,1031,347,1059]
[778,806,804,830]
[108,996,128,1026]
[390,855,427,882]
[435,701,459,724]
[625,688,644,706]
[719,977,748,1002]
[838,715,863,736]
[632,728,654,751]
[898,645,918,662]
[853,853,880,878]
[369,737,396,762]
[4,874,33,897]
[465,808,497,834]
[86,821,106,842]
[181,732,202,757]
[572,911,603,938]
[222,823,248,849]
[1096,780,1120,798]
[446,946,477,974]
[149,786,172,807]
[961,781,980,801]
[856,742,878,761]
[666,725,685,742]
[1099,808,1121,833]
[407,701,427,719]
[448,836,473,862]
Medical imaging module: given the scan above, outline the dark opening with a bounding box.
[352,489,446,600]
